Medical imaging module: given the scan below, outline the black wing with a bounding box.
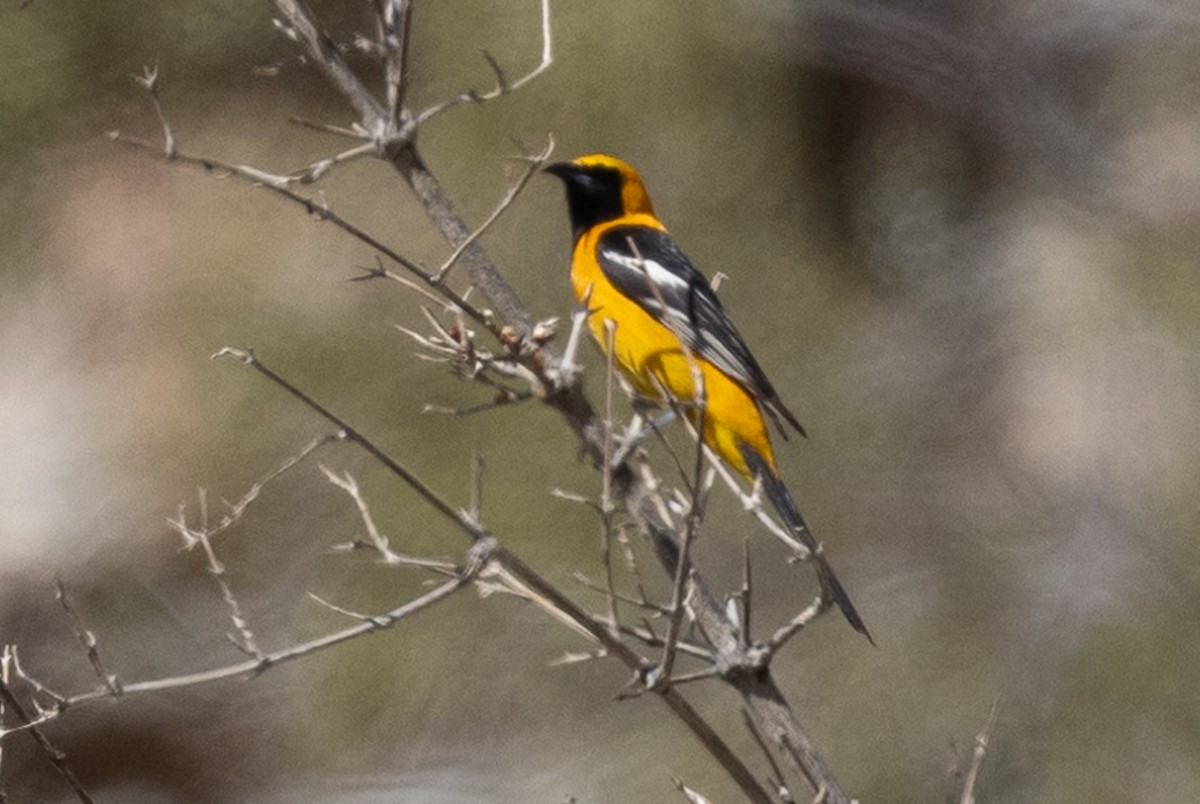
[595,225,805,437]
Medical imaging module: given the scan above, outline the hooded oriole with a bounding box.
[547,153,871,642]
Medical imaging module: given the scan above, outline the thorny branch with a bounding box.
[107,131,502,339]
[378,0,415,126]
[959,700,999,804]
[0,649,6,803]
[413,0,553,126]
[209,351,776,804]
[743,709,797,804]
[650,385,707,689]
[181,489,263,658]
[320,464,457,572]
[59,571,473,708]
[54,581,119,696]
[170,432,338,549]
[5,1,865,802]
[213,347,483,540]
[0,662,94,804]
[271,0,548,333]
[432,140,552,283]
[599,318,621,633]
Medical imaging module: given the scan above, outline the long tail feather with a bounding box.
[744,448,874,644]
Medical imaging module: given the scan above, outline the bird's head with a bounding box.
[545,154,656,238]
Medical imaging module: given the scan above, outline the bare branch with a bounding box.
[0,647,8,797]
[158,339,773,800]
[743,709,797,804]
[616,526,653,612]
[572,571,670,616]
[559,285,593,380]
[738,534,753,647]
[702,442,808,554]
[647,301,709,688]
[5,649,65,711]
[320,465,456,573]
[598,317,621,634]
[959,700,1000,804]
[422,388,532,416]
[54,580,120,696]
[109,131,499,340]
[376,0,415,125]
[267,0,556,343]
[672,777,714,804]
[214,348,486,543]
[359,261,449,306]
[467,452,484,526]
[132,63,174,157]
[589,618,715,663]
[550,487,599,511]
[761,596,824,663]
[105,2,860,797]
[651,514,696,686]
[549,649,607,667]
[272,0,388,133]
[307,593,375,622]
[0,674,94,803]
[414,0,553,126]
[192,490,262,659]
[282,141,377,186]
[601,318,618,513]
[395,306,542,401]
[432,136,555,284]
[487,549,775,804]
[169,432,338,550]
[63,571,472,710]
[288,115,365,140]
[389,135,537,336]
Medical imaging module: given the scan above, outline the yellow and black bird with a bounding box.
[546,153,871,642]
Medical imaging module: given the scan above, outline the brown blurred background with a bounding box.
[2,0,1199,801]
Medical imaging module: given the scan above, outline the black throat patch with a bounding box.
[560,165,625,241]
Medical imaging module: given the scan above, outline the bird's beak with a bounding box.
[543,162,579,181]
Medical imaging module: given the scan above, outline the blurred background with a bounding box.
[2,0,1199,801]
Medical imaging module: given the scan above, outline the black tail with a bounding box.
[744,448,874,644]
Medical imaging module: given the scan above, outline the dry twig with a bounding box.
[959,700,1000,804]
[54,581,120,695]
[0,669,93,803]
[78,1,864,799]
[214,348,775,804]
[413,0,553,126]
